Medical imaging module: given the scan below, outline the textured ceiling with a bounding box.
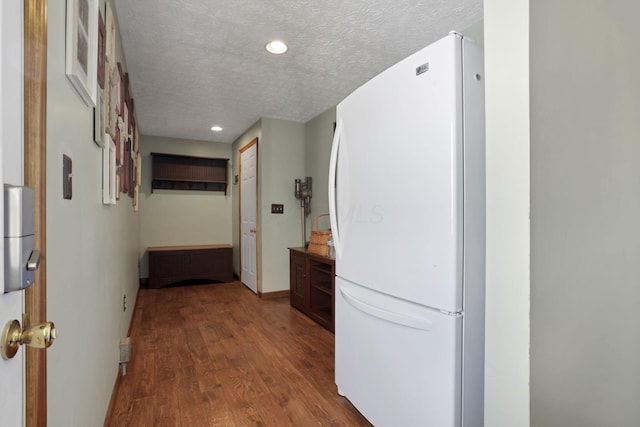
[113,0,482,143]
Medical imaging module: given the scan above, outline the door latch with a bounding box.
[4,185,39,293]
[1,315,57,360]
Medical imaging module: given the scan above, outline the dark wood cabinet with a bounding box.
[289,247,335,332]
[148,244,233,288]
[151,152,229,194]
[289,249,308,312]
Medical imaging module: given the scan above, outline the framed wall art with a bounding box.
[133,121,139,153]
[102,134,116,204]
[65,0,99,106]
[97,10,105,90]
[104,0,117,138]
[120,108,127,164]
[105,1,116,64]
[123,138,130,194]
[93,88,105,147]
[129,113,135,145]
[106,63,119,138]
[133,186,139,212]
[123,101,129,144]
[115,118,121,165]
[117,63,125,115]
[128,140,135,197]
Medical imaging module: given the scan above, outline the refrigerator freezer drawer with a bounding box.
[335,277,463,427]
[339,285,434,330]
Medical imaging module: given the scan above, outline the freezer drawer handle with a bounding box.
[340,288,432,331]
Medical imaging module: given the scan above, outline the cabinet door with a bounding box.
[289,252,308,312]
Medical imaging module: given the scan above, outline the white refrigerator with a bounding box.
[328,32,485,427]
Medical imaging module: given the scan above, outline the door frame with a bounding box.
[24,1,47,425]
[238,138,258,293]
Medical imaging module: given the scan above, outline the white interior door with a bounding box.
[0,1,26,425]
[240,140,258,293]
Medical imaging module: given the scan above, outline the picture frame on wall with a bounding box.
[123,101,129,144]
[117,62,125,115]
[97,10,105,90]
[133,186,139,212]
[116,169,121,200]
[93,88,105,147]
[114,118,121,165]
[105,1,116,65]
[120,107,127,163]
[102,134,116,204]
[104,0,117,139]
[65,0,99,106]
[129,113,135,144]
[132,151,141,212]
[124,72,130,107]
[108,63,120,137]
[128,140,135,197]
[133,122,139,153]
[123,138,130,194]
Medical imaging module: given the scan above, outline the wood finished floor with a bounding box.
[107,281,371,426]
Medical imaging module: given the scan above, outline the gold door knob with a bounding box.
[1,319,58,360]
[250,228,257,233]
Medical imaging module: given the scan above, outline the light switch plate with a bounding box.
[271,204,284,214]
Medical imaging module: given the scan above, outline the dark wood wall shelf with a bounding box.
[151,152,229,194]
[289,247,335,332]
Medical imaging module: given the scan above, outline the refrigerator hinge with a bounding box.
[439,309,463,318]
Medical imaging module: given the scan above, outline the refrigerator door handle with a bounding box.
[328,119,342,257]
[340,287,432,331]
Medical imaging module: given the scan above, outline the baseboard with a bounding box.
[127,286,141,337]
[104,286,141,425]
[103,366,122,427]
[258,290,289,299]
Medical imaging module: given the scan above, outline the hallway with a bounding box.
[105,281,370,426]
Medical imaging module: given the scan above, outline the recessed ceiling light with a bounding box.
[265,40,288,55]
[211,126,223,132]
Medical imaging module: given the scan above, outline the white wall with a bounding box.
[304,107,336,242]
[138,135,233,277]
[259,118,305,293]
[483,0,530,425]
[462,19,484,46]
[230,118,304,294]
[46,1,140,426]
[530,2,640,426]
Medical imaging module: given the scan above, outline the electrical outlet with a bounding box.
[123,294,127,312]
[271,203,284,214]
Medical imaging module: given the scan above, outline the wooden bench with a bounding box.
[147,244,233,288]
